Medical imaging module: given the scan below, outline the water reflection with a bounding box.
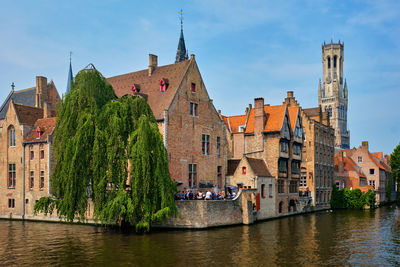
[1,204,399,266]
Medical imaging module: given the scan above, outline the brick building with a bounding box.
[222,95,303,215]
[107,54,228,190]
[334,150,373,192]
[0,77,60,218]
[343,141,393,203]
[284,91,335,207]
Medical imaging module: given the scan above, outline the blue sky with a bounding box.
[0,0,399,154]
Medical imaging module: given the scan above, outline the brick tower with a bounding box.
[318,40,350,149]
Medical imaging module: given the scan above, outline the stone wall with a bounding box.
[157,190,254,228]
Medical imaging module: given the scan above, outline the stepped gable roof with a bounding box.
[227,159,241,176]
[107,60,191,120]
[14,103,43,125]
[246,157,272,177]
[0,87,36,119]
[25,117,56,142]
[288,106,299,130]
[245,104,286,133]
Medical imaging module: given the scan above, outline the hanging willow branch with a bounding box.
[34,68,177,232]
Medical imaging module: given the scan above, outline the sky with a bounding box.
[0,0,399,154]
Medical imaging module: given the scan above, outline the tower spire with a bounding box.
[66,51,73,94]
[175,10,187,63]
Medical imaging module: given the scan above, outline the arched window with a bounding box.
[328,106,332,117]
[9,126,15,147]
[327,56,331,69]
[334,55,337,68]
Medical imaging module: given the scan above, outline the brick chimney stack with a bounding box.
[361,141,369,150]
[254,97,265,133]
[36,76,48,108]
[148,54,158,76]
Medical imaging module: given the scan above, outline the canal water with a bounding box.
[1,204,400,266]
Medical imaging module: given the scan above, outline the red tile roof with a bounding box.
[223,114,247,133]
[14,103,43,125]
[368,152,385,170]
[107,60,191,120]
[335,153,366,178]
[25,117,56,142]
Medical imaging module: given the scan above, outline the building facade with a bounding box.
[344,141,393,203]
[318,41,350,149]
[107,54,228,190]
[222,95,303,215]
[334,150,373,192]
[0,77,60,218]
[284,92,335,207]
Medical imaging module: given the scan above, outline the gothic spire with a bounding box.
[175,10,187,63]
[66,52,73,94]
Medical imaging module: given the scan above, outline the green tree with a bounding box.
[390,143,400,193]
[34,67,177,232]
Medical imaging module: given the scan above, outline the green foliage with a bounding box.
[34,68,176,232]
[386,177,392,202]
[390,143,400,191]
[330,185,375,209]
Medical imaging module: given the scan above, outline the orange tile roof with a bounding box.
[368,152,385,170]
[224,115,247,133]
[335,153,366,178]
[371,152,383,160]
[245,104,286,134]
[224,104,287,134]
[14,103,43,125]
[288,106,299,130]
[24,117,56,142]
[107,60,191,120]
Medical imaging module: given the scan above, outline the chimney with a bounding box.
[361,141,369,150]
[36,76,48,108]
[254,97,265,133]
[148,54,158,76]
[287,91,293,98]
[43,102,49,118]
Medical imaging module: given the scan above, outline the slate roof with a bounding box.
[25,117,56,143]
[107,60,191,120]
[0,87,36,119]
[247,157,272,177]
[14,103,43,125]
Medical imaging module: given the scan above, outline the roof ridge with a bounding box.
[14,87,36,93]
[108,60,190,80]
[13,103,43,110]
[0,90,14,115]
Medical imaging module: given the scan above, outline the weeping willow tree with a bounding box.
[34,66,177,232]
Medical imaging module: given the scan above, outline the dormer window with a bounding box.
[238,125,245,132]
[160,79,168,92]
[191,83,196,93]
[36,127,42,139]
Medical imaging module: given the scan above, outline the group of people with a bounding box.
[174,189,237,200]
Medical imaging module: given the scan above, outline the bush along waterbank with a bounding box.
[330,185,376,210]
[34,66,177,232]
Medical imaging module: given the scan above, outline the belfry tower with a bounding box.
[318,40,350,149]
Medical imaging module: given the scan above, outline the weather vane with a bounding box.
[179,9,183,30]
